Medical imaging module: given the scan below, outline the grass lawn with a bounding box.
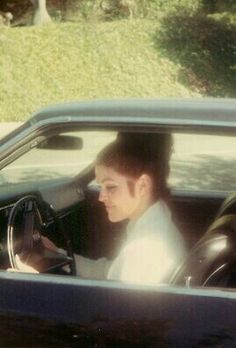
[0,17,233,121]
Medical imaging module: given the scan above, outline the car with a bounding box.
[0,98,236,347]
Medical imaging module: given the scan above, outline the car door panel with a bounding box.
[0,273,236,347]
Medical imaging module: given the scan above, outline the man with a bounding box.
[13,133,186,285]
[74,133,186,284]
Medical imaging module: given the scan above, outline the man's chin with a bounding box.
[108,215,120,223]
[108,212,127,223]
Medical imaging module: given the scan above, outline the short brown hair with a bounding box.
[96,132,172,199]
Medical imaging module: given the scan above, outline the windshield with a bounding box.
[0,131,116,185]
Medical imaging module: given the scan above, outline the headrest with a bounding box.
[206,214,236,237]
[216,193,236,218]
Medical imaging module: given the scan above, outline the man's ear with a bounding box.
[137,174,152,196]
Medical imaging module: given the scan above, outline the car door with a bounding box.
[1,272,236,347]
[0,101,236,347]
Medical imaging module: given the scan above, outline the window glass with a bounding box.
[1,131,236,194]
[170,134,236,193]
[0,131,116,186]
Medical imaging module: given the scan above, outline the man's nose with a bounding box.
[99,188,106,202]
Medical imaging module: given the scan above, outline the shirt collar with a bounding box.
[126,199,170,239]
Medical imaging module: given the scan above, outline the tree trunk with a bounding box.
[31,0,51,25]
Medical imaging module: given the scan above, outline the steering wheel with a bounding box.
[7,195,76,275]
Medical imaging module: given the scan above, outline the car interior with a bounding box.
[171,193,236,287]
[0,128,235,289]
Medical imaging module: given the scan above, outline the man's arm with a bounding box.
[74,254,112,279]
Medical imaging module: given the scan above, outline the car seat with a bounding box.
[215,192,236,218]
[170,213,236,287]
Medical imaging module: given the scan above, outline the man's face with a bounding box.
[95,165,141,222]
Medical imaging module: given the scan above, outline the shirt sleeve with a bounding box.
[74,254,112,280]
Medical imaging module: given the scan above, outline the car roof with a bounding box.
[31,99,236,129]
[1,98,236,155]
[0,98,235,173]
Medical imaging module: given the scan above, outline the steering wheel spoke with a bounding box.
[7,195,76,275]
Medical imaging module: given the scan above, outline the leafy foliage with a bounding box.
[0,1,235,121]
[201,0,236,14]
[155,11,236,96]
[68,0,202,21]
[0,0,236,23]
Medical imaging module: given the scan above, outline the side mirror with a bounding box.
[38,135,83,150]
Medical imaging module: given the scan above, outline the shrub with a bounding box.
[67,0,202,21]
[156,11,236,96]
[201,0,236,14]
[146,0,200,17]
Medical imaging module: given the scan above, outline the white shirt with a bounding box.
[75,200,186,285]
[107,200,186,284]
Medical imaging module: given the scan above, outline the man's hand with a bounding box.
[7,254,39,273]
[41,236,59,252]
[7,236,64,273]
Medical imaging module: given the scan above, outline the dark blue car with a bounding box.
[0,98,236,347]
